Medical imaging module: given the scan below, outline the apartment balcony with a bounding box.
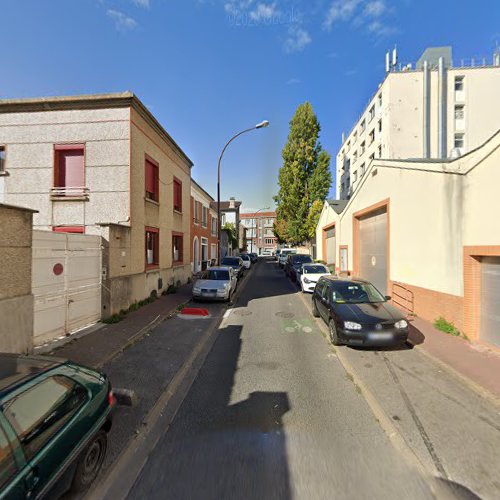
[50,187,89,201]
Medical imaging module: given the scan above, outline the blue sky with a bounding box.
[2,0,499,211]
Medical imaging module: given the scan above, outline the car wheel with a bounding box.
[72,430,107,493]
[329,319,342,346]
[312,298,320,317]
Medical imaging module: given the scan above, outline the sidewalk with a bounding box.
[49,283,193,368]
[409,316,500,401]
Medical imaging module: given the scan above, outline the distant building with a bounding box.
[336,46,500,200]
[191,180,218,273]
[240,211,278,255]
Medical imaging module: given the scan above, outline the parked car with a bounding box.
[311,276,409,347]
[279,248,297,268]
[192,267,237,302]
[249,253,258,263]
[240,254,252,269]
[298,263,331,292]
[285,253,313,281]
[220,256,245,279]
[0,353,114,499]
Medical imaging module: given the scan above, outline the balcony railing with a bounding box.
[50,187,89,200]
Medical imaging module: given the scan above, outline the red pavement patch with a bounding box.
[180,308,210,316]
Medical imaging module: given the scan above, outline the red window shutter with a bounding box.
[55,148,84,188]
[145,161,156,198]
[53,226,84,233]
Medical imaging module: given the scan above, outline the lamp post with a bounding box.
[217,121,269,264]
[250,206,270,255]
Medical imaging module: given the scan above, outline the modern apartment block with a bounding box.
[191,179,218,273]
[0,92,192,314]
[240,211,278,254]
[337,46,500,199]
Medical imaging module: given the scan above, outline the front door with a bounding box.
[193,238,200,273]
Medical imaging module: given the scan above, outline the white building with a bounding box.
[337,46,500,200]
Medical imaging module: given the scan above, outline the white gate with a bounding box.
[32,230,102,346]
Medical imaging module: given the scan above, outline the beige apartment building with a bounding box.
[0,92,192,316]
[240,211,278,255]
[337,46,500,200]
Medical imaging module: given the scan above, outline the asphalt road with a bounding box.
[127,260,436,500]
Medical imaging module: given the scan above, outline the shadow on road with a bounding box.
[128,322,292,500]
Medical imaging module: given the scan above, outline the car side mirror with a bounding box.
[385,295,391,301]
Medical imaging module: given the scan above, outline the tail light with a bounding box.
[108,389,115,406]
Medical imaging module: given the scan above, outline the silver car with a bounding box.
[192,267,237,302]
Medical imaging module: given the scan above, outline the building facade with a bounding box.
[191,179,218,273]
[240,211,278,255]
[336,46,500,200]
[0,92,193,315]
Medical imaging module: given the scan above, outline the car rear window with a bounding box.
[303,265,329,274]
[3,375,88,460]
[221,258,239,266]
[0,425,17,489]
[292,255,312,263]
[205,270,230,280]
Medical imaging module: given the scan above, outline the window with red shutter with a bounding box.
[173,179,182,212]
[172,233,183,263]
[145,227,159,267]
[145,158,159,202]
[53,226,85,234]
[54,145,85,197]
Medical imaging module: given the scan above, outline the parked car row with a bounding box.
[192,253,258,302]
[278,252,410,348]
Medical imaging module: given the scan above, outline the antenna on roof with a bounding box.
[385,50,390,72]
[392,45,398,68]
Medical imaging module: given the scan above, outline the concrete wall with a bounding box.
[0,204,36,353]
[0,108,130,233]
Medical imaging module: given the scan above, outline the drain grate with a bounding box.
[275,312,294,318]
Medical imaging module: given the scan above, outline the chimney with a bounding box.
[229,197,235,209]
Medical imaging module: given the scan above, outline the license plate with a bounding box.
[368,332,393,340]
[202,292,216,297]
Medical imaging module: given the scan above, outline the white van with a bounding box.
[278,248,297,268]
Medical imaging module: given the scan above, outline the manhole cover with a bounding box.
[276,312,294,318]
[233,309,252,316]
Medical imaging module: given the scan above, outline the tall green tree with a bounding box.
[274,102,332,245]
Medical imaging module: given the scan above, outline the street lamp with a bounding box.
[250,206,270,255]
[217,121,270,263]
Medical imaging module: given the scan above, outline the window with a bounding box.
[0,146,5,173]
[173,178,182,212]
[202,205,208,227]
[360,141,366,154]
[360,120,366,133]
[211,243,217,260]
[455,76,464,91]
[172,233,183,263]
[454,133,465,149]
[369,153,375,161]
[145,157,159,202]
[360,163,366,177]
[378,93,382,107]
[378,145,382,158]
[455,105,465,120]
[353,132,357,144]
[378,119,382,133]
[369,129,375,144]
[194,201,200,224]
[54,144,85,196]
[211,215,217,235]
[145,227,159,267]
[353,170,358,182]
[352,151,358,163]
[3,376,87,461]
[53,226,84,234]
[346,141,351,152]
[369,105,375,121]
[265,238,274,245]
[0,425,17,489]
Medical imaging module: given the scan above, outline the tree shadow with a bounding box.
[128,324,292,500]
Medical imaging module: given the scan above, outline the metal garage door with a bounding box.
[326,227,336,265]
[480,257,500,347]
[358,208,388,295]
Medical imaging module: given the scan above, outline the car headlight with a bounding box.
[193,287,201,293]
[304,277,311,284]
[344,321,362,330]
[395,319,408,329]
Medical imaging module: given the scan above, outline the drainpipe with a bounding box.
[438,57,448,159]
[423,60,431,158]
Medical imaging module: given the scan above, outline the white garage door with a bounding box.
[325,227,336,266]
[358,208,388,295]
[481,257,500,347]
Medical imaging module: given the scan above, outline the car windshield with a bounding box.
[204,270,230,281]
[303,265,329,274]
[292,255,312,264]
[331,282,386,304]
[221,258,239,266]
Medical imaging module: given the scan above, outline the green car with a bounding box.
[0,353,114,499]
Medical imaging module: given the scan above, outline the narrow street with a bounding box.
[127,260,436,500]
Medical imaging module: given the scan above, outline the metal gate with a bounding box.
[480,257,500,347]
[32,231,102,346]
[325,227,336,265]
[358,208,388,295]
